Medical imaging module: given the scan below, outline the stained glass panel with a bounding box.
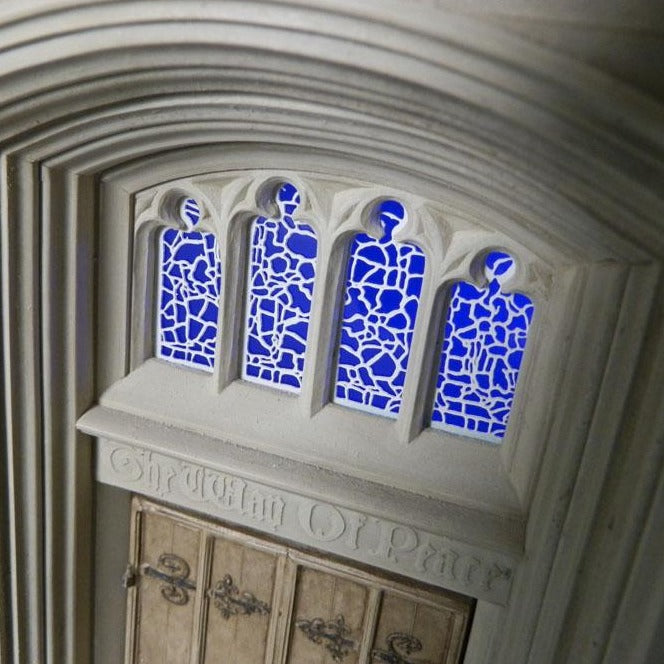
[334,200,425,417]
[156,198,221,371]
[180,197,201,226]
[431,251,534,440]
[243,183,318,392]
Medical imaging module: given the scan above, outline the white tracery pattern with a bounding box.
[431,252,534,440]
[157,222,221,371]
[243,183,318,392]
[152,185,533,443]
[334,200,425,416]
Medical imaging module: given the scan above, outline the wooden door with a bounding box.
[284,565,372,664]
[201,534,283,664]
[124,497,472,664]
[129,509,203,663]
[370,588,469,664]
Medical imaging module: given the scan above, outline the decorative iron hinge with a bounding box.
[295,614,356,662]
[207,574,271,619]
[371,633,433,664]
[139,553,197,606]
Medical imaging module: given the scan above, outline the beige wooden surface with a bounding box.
[127,498,472,664]
[285,566,369,664]
[371,591,456,664]
[135,512,201,664]
[203,536,278,664]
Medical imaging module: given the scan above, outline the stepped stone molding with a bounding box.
[0,3,663,664]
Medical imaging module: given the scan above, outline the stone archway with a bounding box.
[1,4,663,664]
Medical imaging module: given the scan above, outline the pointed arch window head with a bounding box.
[156,198,222,372]
[242,183,318,392]
[431,251,534,441]
[334,200,425,417]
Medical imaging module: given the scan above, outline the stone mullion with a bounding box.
[131,189,186,372]
[129,217,161,371]
[299,231,348,416]
[395,266,443,444]
[214,211,252,391]
[396,226,472,445]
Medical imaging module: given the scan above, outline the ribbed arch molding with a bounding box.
[1,4,663,664]
[2,90,655,267]
[0,1,662,253]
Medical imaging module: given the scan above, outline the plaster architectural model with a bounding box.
[1,2,663,664]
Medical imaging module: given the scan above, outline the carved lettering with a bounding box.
[144,451,176,496]
[101,443,516,603]
[203,469,226,501]
[245,489,265,521]
[244,489,285,530]
[110,447,143,481]
[452,554,482,586]
[180,462,205,501]
[220,476,246,512]
[370,519,418,562]
[414,540,459,581]
[437,549,459,580]
[485,563,512,590]
[106,446,284,531]
[415,539,442,574]
[263,494,285,531]
[343,512,366,550]
[299,501,345,542]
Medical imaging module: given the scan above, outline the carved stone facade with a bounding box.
[99,440,514,604]
[1,3,663,664]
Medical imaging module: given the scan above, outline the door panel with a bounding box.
[133,512,202,664]
[286,566,369,664]
[371,591,458,664]
[125,497,472,664]
[203,537,279,664]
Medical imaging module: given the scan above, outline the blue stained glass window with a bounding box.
[180,197,201,226]
[334,200,425,417]
[431,251,534,441]
[156,198,222,371]
[243,183,318,392]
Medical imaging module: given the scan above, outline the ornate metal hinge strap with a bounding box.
[371,633,433,664]
[139,553,197,606]
[207,574,271,619]
[295,614,356,662]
